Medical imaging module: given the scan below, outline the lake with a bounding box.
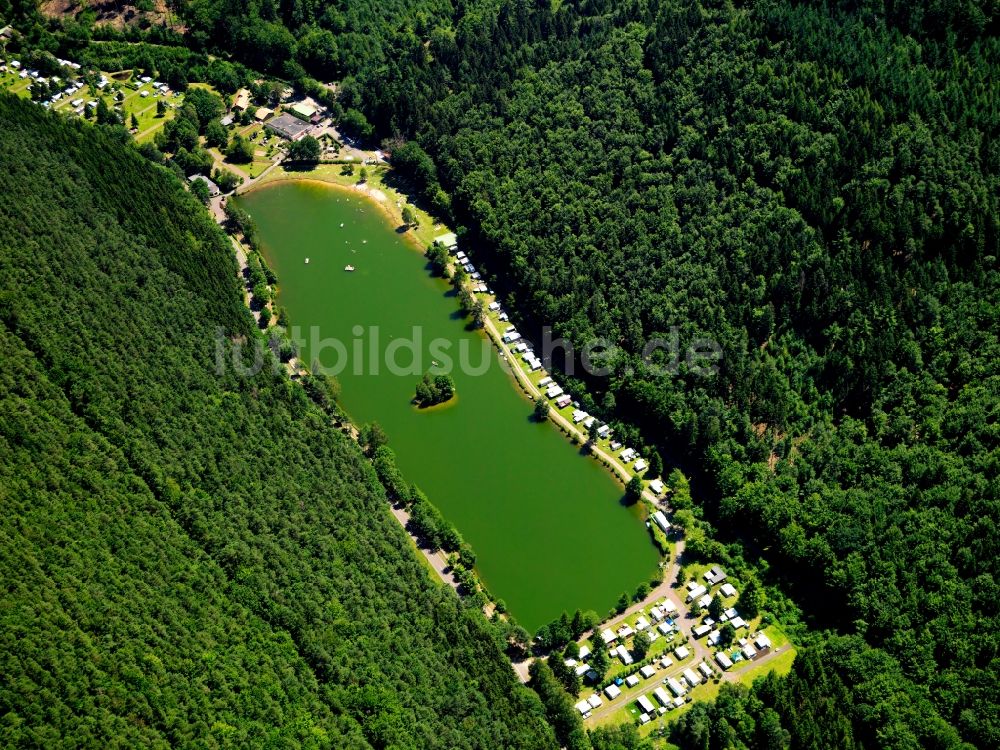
[236,180,659,631]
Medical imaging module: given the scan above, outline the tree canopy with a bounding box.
[0,94,557,750]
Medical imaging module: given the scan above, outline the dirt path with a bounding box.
[721,643,786,683]
[218,156,250,181]
[389,503,462,592]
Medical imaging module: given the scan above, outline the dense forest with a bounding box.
[0,95,557,748]
[165,0,998,745]
[1,0,997,745]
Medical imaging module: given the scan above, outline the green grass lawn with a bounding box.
[245,156,275,178]
[586,650,724,736]
[0,63,183,144]
[0,69,32,97]
[735,646,796,682]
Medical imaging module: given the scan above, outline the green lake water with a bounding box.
[237,181,659,631]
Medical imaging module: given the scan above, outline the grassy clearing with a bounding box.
[0,70,32,96]
[0,63,183,144]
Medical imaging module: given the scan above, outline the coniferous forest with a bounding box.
[0,0,997,747]
[173,0,997,746]
[0,96,555,749]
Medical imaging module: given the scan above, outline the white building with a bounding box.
[705,566,727,584]
[683,668,701,687]
[636,695,656,714]
[653,687,672,706]
[715,652,733,669]
[604,684,621,700]
[616,645,633,665]
[674,645,689,660]
[666,677,686,697]
[720,583,737,598]
[652,510,670,533]
[686,584,707,601]
[649,478,665,494]
[640,664,656,679]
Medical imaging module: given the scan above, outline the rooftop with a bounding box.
[265,112,311,140]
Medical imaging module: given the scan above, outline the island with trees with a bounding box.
[414,371,456,407]
[0,0,996,744]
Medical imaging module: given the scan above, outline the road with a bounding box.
[389,503,462,593]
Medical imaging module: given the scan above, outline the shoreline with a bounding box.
[225,175,519,654]
[238,169,662,503]
[236,167,431,257]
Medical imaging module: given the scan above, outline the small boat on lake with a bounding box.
[344,264,355,272]
[304,258,310,264]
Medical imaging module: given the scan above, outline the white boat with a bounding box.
[344,265,355,272]
[304,258,310,264]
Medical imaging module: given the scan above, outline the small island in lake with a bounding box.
[414,371,456,407]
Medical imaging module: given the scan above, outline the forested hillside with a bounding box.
[0,95,556,749]
[169,0,1000,746]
